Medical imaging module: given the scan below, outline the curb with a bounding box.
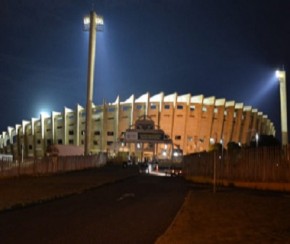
[155,190,191,243]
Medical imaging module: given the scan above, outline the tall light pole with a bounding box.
[276,69,288,146]
[83,11,104,155]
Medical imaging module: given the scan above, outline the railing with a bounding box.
[0,153,107,178]
[183,146,290,183]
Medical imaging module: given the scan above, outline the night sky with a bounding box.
[0,0,289,141]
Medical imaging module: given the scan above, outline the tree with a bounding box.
[250,135,280,148]
[227,141,241,151]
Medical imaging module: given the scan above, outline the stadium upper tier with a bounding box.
[0,92,275,159]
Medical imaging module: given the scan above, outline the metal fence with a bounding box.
[0,153,107,178]
[183,146,290,183]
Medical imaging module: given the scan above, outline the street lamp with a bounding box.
[276,69,288,146]
[83,11,104,155]
[255,133,259,148]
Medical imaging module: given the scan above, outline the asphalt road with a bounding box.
[0,174,188,244]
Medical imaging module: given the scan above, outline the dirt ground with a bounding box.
[1,167,290,243]
[156,184,290,243]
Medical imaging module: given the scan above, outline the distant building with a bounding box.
[0,92,275,160]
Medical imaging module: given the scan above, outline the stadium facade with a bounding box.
[0,92,275,160]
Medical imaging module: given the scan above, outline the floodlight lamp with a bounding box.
[96,16,104,26]
[83,16,90,26]
[83,14,104,31]
[276,70,285,79]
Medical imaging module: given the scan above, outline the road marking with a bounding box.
[117,193,135,201]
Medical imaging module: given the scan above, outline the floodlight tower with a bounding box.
[276,69,288,146]
[83,11,104,155]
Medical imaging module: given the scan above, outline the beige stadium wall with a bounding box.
[0,93,275,159]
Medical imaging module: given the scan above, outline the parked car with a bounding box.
[165,165,183,177]
[139,163,149,174]
[122,158,134,168]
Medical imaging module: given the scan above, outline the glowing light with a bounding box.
[255,133,259,147]
[96,17,104,26]
[248,71,279,106]
[40,111,50,118]
[255,133,259,141]
[83,14,104,31]
[276,70,285,79]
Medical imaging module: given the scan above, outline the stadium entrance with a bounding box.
[119,116,182,164]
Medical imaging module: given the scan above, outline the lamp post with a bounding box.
[276,69,288,146]
[83,11,104,155]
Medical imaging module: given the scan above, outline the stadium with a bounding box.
[0,92,275,161]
